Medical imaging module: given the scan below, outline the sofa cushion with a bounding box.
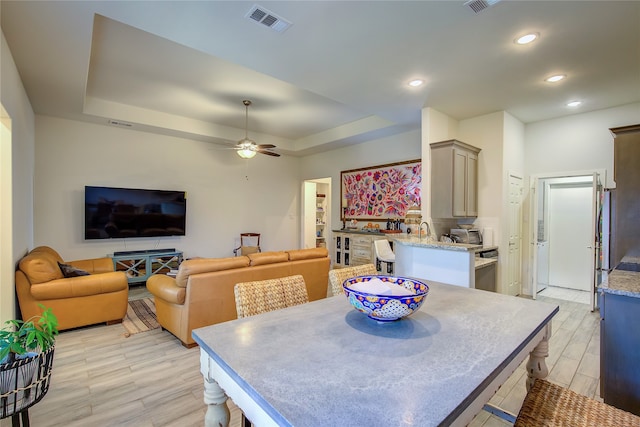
[58,262,91,278]
[287,248,329,261]
[19,252,64,284]
[30,272,127,300]
[176,256,250,288]
[147,274,185,305]
[30,246,64,262]
[248,251,289,266]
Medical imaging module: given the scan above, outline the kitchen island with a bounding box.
[392,236,495,288]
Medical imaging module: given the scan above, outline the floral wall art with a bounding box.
[341,159,422,220]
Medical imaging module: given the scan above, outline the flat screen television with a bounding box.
[84,186,186,240]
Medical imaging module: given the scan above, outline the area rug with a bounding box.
[122,297,160,337]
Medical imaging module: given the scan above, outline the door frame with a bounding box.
[301,178,331,250]
[528,169,606,310]
[507,173,524,296]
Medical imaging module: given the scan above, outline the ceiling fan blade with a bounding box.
[258,150,280,157]
[256,144,276,149]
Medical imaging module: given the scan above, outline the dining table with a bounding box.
[192,279,559,427]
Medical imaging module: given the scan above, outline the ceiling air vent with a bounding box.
[108,119,133,128]
[463,0,502,14]
[245,4,292,33]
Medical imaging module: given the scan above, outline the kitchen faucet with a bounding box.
[419,221,431,241]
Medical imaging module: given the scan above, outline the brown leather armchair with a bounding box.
[15,246,129,330]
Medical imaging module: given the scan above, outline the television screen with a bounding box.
[84,186,186,240]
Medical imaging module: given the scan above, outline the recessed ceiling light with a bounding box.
[545,74,566,83]
[515,33,538,45]
[408,79,424,87]
[567,101,582,107]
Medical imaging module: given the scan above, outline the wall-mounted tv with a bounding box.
[84,186,186,240]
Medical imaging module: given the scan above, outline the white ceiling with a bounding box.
[2,1,639,156]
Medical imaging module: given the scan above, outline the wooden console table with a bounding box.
[110,249,182,285]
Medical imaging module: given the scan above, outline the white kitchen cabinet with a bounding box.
[431,139,481,218]
[332,231,392,273]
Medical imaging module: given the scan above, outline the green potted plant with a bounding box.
[0,305,58,364]
[1,305,58,422]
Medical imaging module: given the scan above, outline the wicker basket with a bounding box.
[0,346,55,419]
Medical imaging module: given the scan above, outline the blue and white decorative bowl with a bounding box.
[342,275,429,322]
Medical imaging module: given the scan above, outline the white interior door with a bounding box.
[531,178,550,296]
[548,183,592,291]
[530,177,540,297]
[507,174,523,296]
[537,242,550,290]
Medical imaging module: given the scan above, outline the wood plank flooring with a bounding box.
[1,294,599,427]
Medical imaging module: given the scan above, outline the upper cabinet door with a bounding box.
[466,151,478,217]
[452,148,468,217]
[430,139,481,219]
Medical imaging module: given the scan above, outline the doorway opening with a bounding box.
[530,170,604,311]
[302,178,331,251]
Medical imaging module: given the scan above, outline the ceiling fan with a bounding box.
[234,100,280,158]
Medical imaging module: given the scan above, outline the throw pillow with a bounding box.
[58,262,91,278]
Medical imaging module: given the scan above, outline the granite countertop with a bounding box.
[392,235,482,252]
[475,257,497,270]
[333,229,498,254]
[332,228,397,236]
[599,266,640,299]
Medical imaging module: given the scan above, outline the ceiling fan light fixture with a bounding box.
[237,148,257,159]
[232,99,279,158]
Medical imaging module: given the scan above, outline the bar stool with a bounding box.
[328,264,377,296]
[374,239,395,274]
[513,379,640,426]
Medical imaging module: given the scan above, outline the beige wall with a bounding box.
[299,128,422,234]
[34,115,304,260]
[1,30,36,323]
[522,102,640,295]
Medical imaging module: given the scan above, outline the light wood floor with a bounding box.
[1,294,599,427]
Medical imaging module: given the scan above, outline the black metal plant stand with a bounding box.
[0,346,55,427]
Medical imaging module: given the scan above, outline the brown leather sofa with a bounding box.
[147,247,330,347]
[15,246,129,330]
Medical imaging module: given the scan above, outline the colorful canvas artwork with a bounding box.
[341,160,422,220]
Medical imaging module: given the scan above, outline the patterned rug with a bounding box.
[122,297,160,337]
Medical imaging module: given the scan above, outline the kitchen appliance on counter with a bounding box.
[450,228,482,245]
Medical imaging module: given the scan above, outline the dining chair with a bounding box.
[512,379,640,426]
[328,264,377,297]
[374,239,395,274]
[233,232,261,256]
[234,274,309,319]
[233,274,309,427]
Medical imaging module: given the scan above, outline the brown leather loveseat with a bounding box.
[15,246,129,330]
[147,247,331,347]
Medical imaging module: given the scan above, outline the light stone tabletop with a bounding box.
[194,281,558,427]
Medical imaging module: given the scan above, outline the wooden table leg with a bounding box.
[525,322,552,391]
[200,349,230,427]
[203,375,230,427]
